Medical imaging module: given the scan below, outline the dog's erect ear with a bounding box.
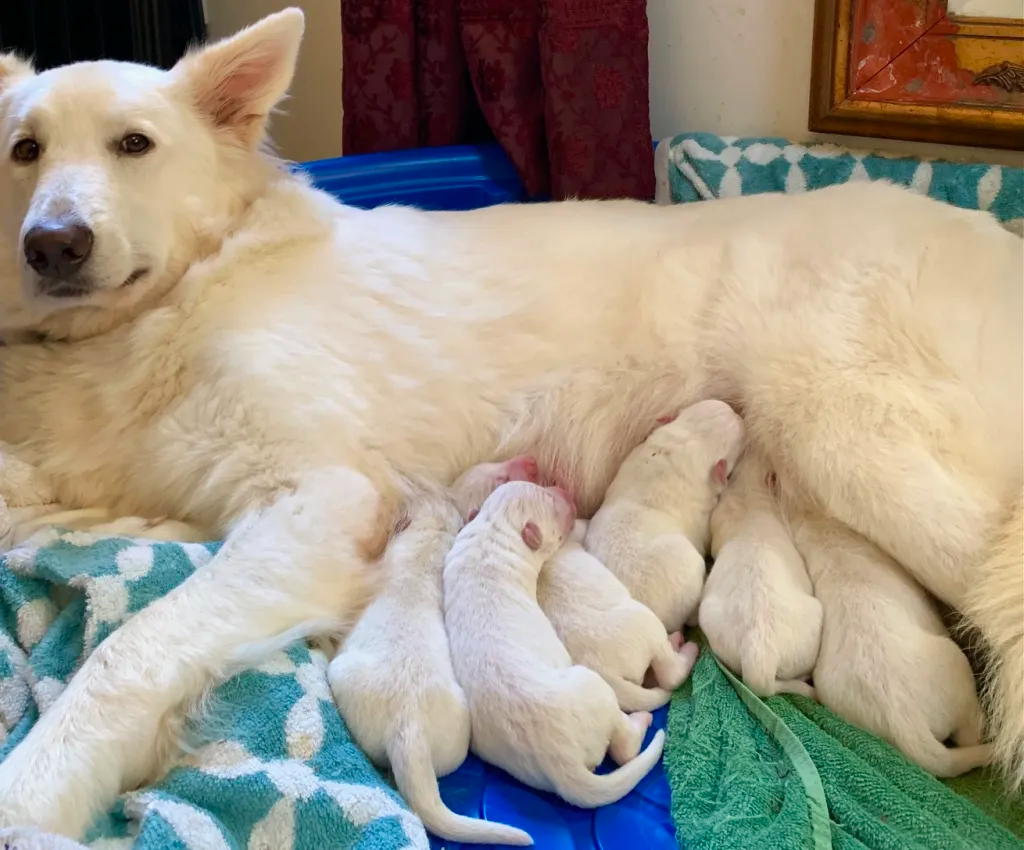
[712,459,729,487]
[0,54,33,92]
[172,8,304,148]
[522,522,543,551]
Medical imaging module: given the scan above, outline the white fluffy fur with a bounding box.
[700,451,820,698]
[0,8,1020,835]
[794,514,992,778]
[539,519,699,711]
[326,461,535,847]
[444,482,665,807]
[584,400,745,630]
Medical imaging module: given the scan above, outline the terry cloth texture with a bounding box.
[0,529,427,850]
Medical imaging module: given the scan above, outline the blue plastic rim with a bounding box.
[297,144,527,211]
[299,143,678,849]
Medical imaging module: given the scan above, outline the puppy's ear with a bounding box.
[712,459,729,487]
[0,54,33,92]
[172,8,304,148]
[466,508,479,522]
[522,521,543,551]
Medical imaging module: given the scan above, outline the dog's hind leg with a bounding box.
[0,466,392,841]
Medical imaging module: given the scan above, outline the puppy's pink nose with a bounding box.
[507,455,539,483]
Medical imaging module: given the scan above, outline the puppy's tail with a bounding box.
[772,679,816,700]
[738,644,815,700]
[550,730,665,808]
[963,488,1024,789]
[604,675,672,712]
[388,724,533,846]
[893,724,994,779]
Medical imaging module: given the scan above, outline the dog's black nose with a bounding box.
[23,222,94,280]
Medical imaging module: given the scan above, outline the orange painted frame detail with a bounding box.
[810,0,1024,150]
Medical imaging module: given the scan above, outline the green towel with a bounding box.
[666,639,1024,850]
[0,529,426,849]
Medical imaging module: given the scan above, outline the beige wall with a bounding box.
[204,0,343,163]
[647,0,1024,167]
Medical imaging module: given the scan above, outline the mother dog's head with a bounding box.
[0,8,304,340]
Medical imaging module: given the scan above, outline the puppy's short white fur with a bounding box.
[539,519,699,711]
[795,515,992,777]
[700,452,821,698]
[327,458,538,846]
[585,400,745,631]
[445,481,665,807]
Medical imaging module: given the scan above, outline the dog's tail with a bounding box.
[604,675,672,712]
[892,722,994,779]
[388,724,533,846]
[964,487,1024,789]
[549,730,665,808]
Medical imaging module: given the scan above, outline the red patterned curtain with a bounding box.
[341,0,654,201]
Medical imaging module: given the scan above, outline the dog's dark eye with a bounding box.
[119,133,152,155]
[11,138,40,163]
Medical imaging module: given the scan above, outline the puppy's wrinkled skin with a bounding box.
[0,6,1020,834]
[327,460,537,847]
[444,482,665,808]
[539,520,698,711]
[796,515,992,778]
[700,451,820,698]
[585,400,745,631]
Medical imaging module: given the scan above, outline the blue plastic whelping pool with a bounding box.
[304,144,678,850]
[298,144,527,211]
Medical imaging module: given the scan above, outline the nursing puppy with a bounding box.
[699,453,820,698]
[445,482,665,807]
[327,458,538,847]
[585,400,745,631]
[795,516,992,778]
[539,519,699,711]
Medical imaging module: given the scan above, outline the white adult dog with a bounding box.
[0,8,1019,839]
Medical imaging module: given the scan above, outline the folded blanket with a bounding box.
[0,529,427,850]
[665,641,1024,850]
[654,133,1024,233]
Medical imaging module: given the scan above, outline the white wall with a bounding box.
[204,0,343,163]
[647,0,1024,167]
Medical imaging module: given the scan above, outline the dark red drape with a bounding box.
[341,0,655,201]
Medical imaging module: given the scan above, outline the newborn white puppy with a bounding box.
[445,481,665,808]
[795,516,992,778]
[699,453,821,698]
[539,519,699,711]
[328,457,539,847]
[585,399,745,631]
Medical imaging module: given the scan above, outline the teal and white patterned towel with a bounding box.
[655,133,1024,230]
[0,529,426,850]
